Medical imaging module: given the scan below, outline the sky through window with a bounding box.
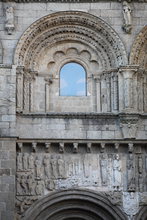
[60,62,86,96]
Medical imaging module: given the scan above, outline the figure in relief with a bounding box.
[113,154,122,190]
[84,155,91,178]
[100,154,108,185]
[35,181,44,195]
[17,153,23,171]
[50,155,58,179]
[23,153,28,171]
[138,155,143,174]
[57,155,65,178]
[5,7,15,35]
[122,1,132,34]
[27,175,35,195]
[35,156,42,179]
[28,153,34,169]
[127,154,136,191]
[20,175,27,195]
[16,175,22,195]
[43,155,50,179]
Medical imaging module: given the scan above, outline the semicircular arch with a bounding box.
[22,189,127,220]
[130,25,147,68]
[14,11,128,71]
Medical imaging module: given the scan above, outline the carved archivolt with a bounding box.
[14,11,127,70]
[130,25,147,68]
[21,189,127,220]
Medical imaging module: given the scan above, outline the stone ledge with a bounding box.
[1,0,147,2]
[16,112,147,119]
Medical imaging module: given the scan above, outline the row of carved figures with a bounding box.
[16,152,147,195]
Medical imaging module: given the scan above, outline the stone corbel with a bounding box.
[119,114,139,139]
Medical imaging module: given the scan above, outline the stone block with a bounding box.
[0,151,9,160]
[2,115,15,122]
[90,2,111,10]
[0,169,10,176]
[0,202,6,211]
[1,160,15,169]
[1,176,15,185]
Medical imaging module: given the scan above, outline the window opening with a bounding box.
[60,62,86,96]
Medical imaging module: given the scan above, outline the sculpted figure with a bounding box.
[127,154,136,191]
[35,156,42,179]
[50,155,58,179]
[5,7,15,35]
[113,154,122,190]
[23,153,28,170]
[57,155,65,178]
[43,155,50,178]
[16,175,22,195]
[20,175,27,195]
[35,181,44,195]
[17,153,23,171]
[100,154,108,185]
[138,155,143,174]
[28,153,34,169]
[27,175,35,195]
[122,1,132,34]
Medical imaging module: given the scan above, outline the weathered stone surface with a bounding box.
[0,1,146,219]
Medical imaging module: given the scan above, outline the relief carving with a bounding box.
[35,156,42,179]
[5,7,15,35]
[122,1,132,34]
[113,154,122,191]
[43,155,51,179]
[127,153,136,192]
[100,154,108,186]
[57,155,65,179]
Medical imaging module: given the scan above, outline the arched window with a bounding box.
[60,62,86,96]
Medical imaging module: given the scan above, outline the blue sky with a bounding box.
[60,62,86,96]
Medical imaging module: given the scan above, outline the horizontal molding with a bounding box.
[1,0,147,2]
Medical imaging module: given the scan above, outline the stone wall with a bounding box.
[0,0,146,219]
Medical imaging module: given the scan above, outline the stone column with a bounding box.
[95,76,101,112]
[113,74,119,111]
[119,66,138,112]
[16,66,24,112]
[45,77,53,112]
[106,74,111,112]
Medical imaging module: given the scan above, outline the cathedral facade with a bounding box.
[0,0,147,219]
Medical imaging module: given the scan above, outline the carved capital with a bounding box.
[119,114,139,139]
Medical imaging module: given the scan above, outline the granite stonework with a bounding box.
[0,0,147,219]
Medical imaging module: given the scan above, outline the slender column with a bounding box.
[106,74,111,112]
[143,74,147,112]
[45,77,53,112]
[16,67,24,112]
[113,74,118,111]
[23,73,31,112]
[95,76,101,112]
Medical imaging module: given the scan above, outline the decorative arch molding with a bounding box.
[14,11,127,71]
[135,207,147,220]
[22,189,127,220]
[130,25,147,69]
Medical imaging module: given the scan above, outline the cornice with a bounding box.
[16,112,147,119]
[1,0,147,2]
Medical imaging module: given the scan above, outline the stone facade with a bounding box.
[0,1,147,220]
